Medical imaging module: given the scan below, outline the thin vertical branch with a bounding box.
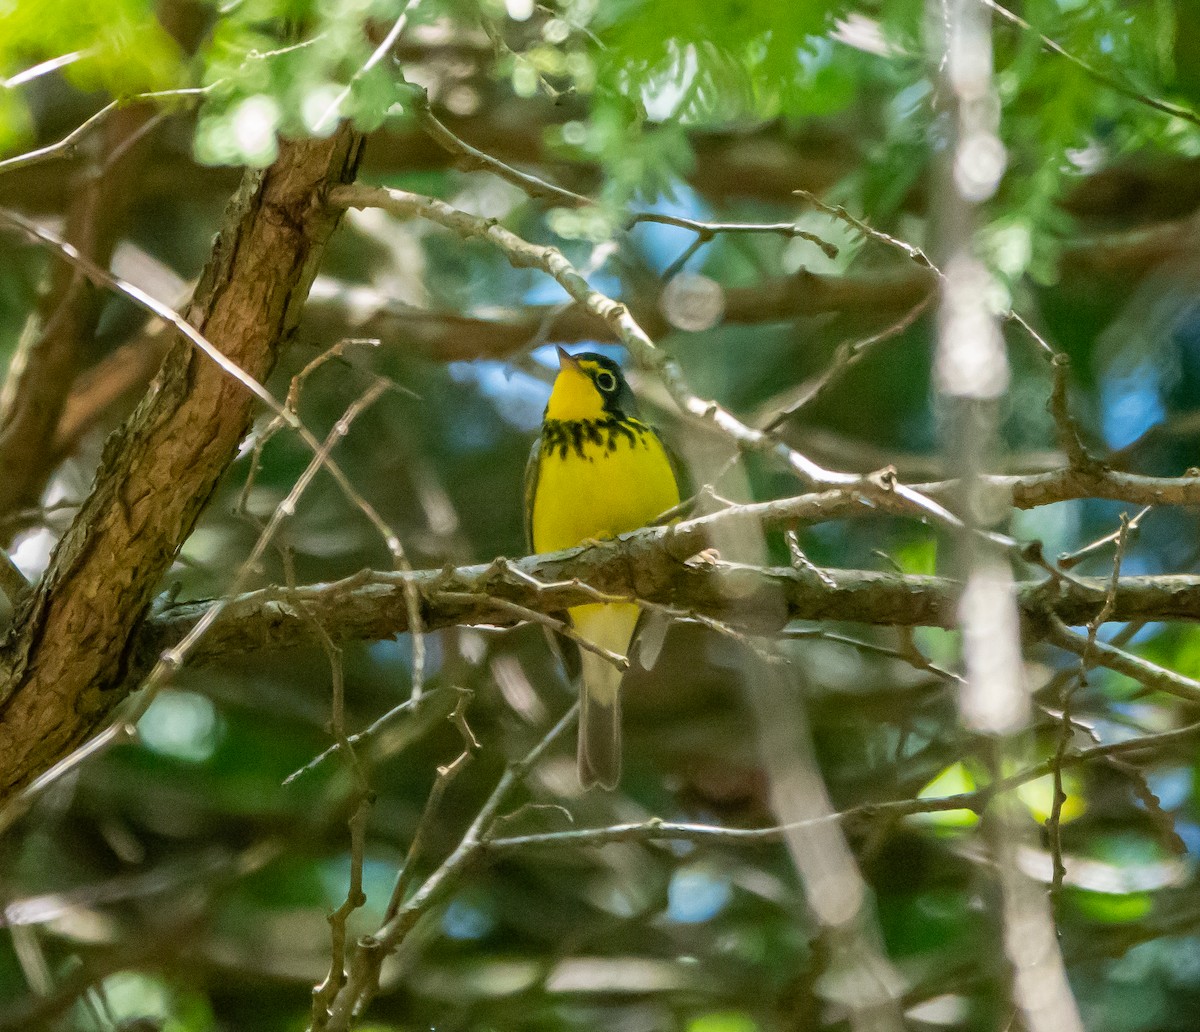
[929,1,1084,1030]
[382,687,478,923]
[1048,514,1131,893]
[318,703,578,1031]
[748,660,905,1032]
[309,621,372,1032]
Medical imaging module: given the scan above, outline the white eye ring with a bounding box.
[594,370,617,392]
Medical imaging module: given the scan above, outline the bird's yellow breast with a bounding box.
[531,418,680,553]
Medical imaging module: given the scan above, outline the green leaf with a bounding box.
[688,1012,759,1032]
[1068,888,1154,925]
[913,762,980,828]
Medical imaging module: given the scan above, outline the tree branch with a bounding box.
[137,537,1200,681]
[0,124,365,803]
[0,104,159,530]
[302,264,934,362]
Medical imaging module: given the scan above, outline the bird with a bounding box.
[525,346,681,789]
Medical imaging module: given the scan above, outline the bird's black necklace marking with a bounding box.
[541,417,652,461]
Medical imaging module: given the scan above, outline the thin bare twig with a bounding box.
[784,529,837,587]
[283,687,449,786]
[760,296,933,429]
[630,211,839,258]
[0,86,212,178]
[782,625,964,686]
[320,703,579,1030]
[382,687,479,924]
[630,210,839,282]
[1058,506,1150,571]
[1046,616,1200,706]
[407,86,594,209]
[0,103,120,178]
[794,188,937,268]
[312,798,370,1031]
[1049,513,1131,894]
[1011,317,1093,469]
[309,621,372,1032]
[237,337,382,519]
[432,590,629,670]
[329,183,1021,557]
[979,0,1200,129]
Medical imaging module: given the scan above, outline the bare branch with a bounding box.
[0,124,366,805]
[0,101,121,178]
[0,104,160,530]
[408,86,594,209]
[320,703,579,1030]
[980,0,1200,129]
[380,688,479,926]
[629,210,840,268]
[283,688,450,785]
[758,297,933,429]
[329,183,1008,553]
[1046,617,1200,705]
[1058,506,1150,570]
[136,537,1200,677]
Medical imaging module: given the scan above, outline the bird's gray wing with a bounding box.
[522,434,541,554]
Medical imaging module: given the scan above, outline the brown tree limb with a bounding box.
[4,86,1199,236]
[0,124,364,803]
[51,323,174,458]
[91,462,1200,683]
[302,263,934,362]
[0,104,159,530]
[137,541,1200,675]
[130,460,1200,675]
[0,102,855,212]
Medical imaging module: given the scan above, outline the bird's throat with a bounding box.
[545,366,607,421]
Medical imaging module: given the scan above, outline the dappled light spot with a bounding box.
[1016,772,1086,824]
[688,1012,759,1032]
[138,690,220,764]
[914,762,979,829]
[442,896,496,940]
[661,273,725,332]
[667,865,732,924]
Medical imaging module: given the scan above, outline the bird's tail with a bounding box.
[571,602,638,790]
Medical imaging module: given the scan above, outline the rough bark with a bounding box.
[0,125,364,803]
[135,546,1200,672]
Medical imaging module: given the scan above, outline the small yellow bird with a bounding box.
[525,347,681,789]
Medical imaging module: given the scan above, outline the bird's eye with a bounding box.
[594,370,617,392]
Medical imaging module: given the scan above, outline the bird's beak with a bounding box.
[557,346,585,375]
